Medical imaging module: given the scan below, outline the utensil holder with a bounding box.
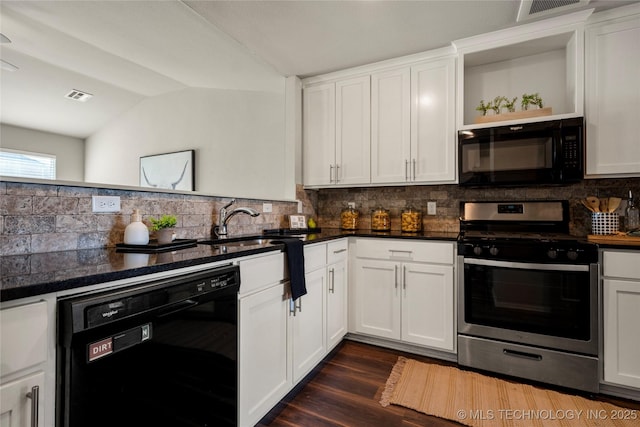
[591,212,619,235]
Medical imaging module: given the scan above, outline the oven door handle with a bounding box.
[463,258,590,272]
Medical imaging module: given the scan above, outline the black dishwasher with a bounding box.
[57,265,240,427]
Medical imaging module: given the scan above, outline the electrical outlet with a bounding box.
[92,195,121,213]
[427,201,437,215]
[348,202,356,209]
[297,200,303,214]
[262,203,273,213]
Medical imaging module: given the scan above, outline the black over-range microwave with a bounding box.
[458,117,584,186]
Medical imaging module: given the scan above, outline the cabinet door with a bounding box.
[239,283,291,427]
[0,371,44,427]
[603,278,640,389]
[371,68,411,183]
[292,268,326,382]
[303,83,335,186]
[327,258,348,350]
[586,14,640,176]
[411,57,457,183]
[335,76,371,185]
[352,259,401,340]
[402,263,455,351]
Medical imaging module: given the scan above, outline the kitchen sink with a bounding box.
[198,236,282,248]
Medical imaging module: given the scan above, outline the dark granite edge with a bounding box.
[1,231,459,302]
[1,245,280,302]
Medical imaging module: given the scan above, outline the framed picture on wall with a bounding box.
[140,150,195,191]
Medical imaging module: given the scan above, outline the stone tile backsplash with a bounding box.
[0,181,316,255]
[314,178,640,236]
[1,177,638,255]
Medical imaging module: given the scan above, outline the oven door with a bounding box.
[458,256,598,355]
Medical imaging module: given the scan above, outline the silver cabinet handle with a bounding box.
[394,265,399,289]
[405,160,409,181]
[332,248,347,254]
[403,265,407,291]
[335,164,340,183]
[329,268,335,293]
[329,165,334,183]
[26,385,39,427]
[389,249,413,255]
[297,298,302,313]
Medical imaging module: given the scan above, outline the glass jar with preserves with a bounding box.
[401,206,422,232]
[371,207,390,231]
[341,206,360,230]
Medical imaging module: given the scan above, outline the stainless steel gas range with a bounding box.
[457,200,600,393]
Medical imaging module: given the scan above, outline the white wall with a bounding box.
[0,124,84,181]
[85,85,294,200]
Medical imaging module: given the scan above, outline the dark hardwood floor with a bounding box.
[257,340,640,427]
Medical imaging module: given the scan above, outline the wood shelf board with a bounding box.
[474,107,553,124]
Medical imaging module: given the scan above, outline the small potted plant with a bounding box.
[521,93,544,110]
[503,96,518,113]
[149,214,177,244]
[476,99,491,116]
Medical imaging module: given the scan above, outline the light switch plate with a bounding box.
[92,195,121,213]
[427,201,437,215]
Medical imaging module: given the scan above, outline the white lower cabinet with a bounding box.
[326,239,348,350]
[239,281,292,427]
[238,239,349,426]
[292,267,326,382]
[239,252,290,427]
[0,299,53,427]
[602,250,640,390]
[351,238,455,353]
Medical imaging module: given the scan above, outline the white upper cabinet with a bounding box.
[370,57,457,185]
[453,9,591,129]
[303,83,335,186]
[371,67,411,183]
[585,5,640,178]
[303,76,370,187]
[336,76,371,185]
[411,58,457,183]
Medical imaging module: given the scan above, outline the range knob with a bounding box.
[547,249,558,259]
[489,246,499,256]
[473,245,483,256]
[567,250,579,261]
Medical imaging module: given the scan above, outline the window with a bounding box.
[0,148,56,179]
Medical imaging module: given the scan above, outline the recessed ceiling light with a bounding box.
[65,89,93,102]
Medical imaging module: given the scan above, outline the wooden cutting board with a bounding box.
[588,233,640,246]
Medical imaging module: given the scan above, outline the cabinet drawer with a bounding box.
[239,252,286,294]
[354,238,454,264]
[1,301,48,376]
[304,243,327,272]
[327,239,348,264]
[603,251,640,279]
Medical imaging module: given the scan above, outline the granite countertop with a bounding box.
[0,229,459,302]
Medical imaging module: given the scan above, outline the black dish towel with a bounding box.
[275,238,307,300]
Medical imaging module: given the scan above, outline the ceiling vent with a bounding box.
[65,89,93,102]
[517,0,591,22]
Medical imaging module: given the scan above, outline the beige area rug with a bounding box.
[380,357,638,427]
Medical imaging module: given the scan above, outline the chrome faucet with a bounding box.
[214,199,260,237]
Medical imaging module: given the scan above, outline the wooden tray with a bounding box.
[475,107,552,124]
[587,233,640,246]
[116,239,198,253]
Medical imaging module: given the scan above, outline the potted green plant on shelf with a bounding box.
[149,214,177,244]
[521,93,544,110]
